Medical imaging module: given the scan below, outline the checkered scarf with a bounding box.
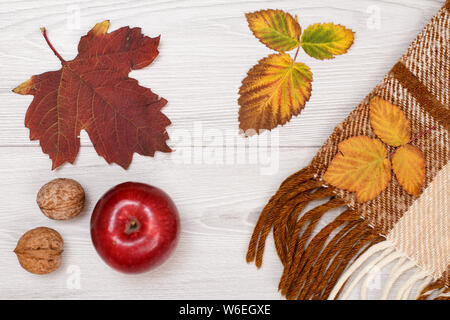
[247,1,449,300]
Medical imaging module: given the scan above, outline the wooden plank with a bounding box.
[0,0,444,300]
[0,146,314,299]
[0,0,443,147]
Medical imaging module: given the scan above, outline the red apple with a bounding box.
[90,182,179,273]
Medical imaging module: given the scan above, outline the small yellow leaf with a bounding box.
[238,53,312,133]
[323,136,391,202]
[300,23,354,60]
[90,20,110,36]
[370,97,411,147]
[13,76,36,95]
[246,9,301,52]
[392,144,425,197]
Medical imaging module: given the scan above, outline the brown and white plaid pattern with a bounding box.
[310,1,450,288]
[387,164,449,284]
[247,1,449,299]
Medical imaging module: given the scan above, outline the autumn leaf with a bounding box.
[239,11,355,134]
[325,96,427,201]
[392,144,425,197]
[323,136,391,202]
[246,9,301,52]
[238,53,312,132]
[300,23,354,60]
[13,21,171,169]
[370,97,411,147]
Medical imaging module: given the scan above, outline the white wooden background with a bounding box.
[0,0,444,299]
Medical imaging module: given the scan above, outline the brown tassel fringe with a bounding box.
[246,166,384,300]
[417,275,450,300]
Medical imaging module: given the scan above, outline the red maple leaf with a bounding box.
[13,20,171,169]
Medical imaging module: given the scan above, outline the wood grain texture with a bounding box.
[0,0,444,299]
[0,146,313,299]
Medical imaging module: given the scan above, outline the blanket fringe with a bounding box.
[329,239,447,300]
[417,275,450,300]
[246,165,449,300]
[246,166,383,299]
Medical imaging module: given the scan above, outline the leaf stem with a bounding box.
[387,126,436,158]
[293,44,300,63]
[40,27,66,64]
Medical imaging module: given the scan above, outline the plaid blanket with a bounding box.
[247,1,449,300]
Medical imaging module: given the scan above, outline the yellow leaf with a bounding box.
[238,53,312,133]
[323,136,391,202]
[13,76,36,95]
[90,20,110,36]
[370,97,411,147]
[392,144,425,197]
[246,9,301,52]
[300,23,354,60]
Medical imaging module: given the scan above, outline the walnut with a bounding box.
[14,227,64,274]
[37,178,85,220]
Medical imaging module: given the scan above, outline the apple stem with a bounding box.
[125,219,140,234]
[40,27,66,64]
